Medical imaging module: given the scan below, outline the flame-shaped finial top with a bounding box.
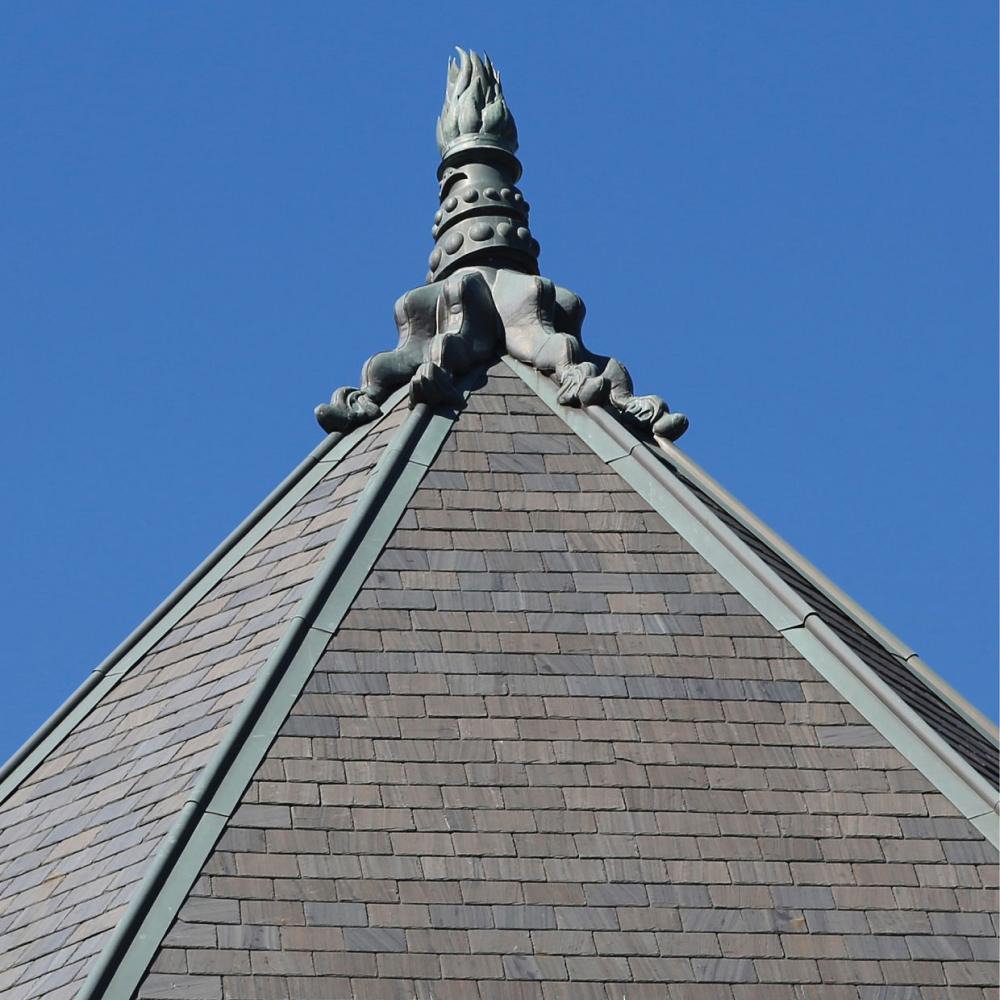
[436,48,518,160]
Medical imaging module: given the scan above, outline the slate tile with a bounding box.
[802,909,869,934]
[502,954,543,981]
[405,928,470,954]
[343,927,407,952]
[238,900,304,926]
[488,451,548,473]
[491,592,552,613]
[942,960,999,986]
[492,904,556,929]
[429,905,494,929]
[927,911,994,936]
[149,949,187,975]
[365,903,431,928]
[768,885,835,910]
[565,955,632,981]
[139,974,223,1000]
[440,953,504,980]
[177,898,241,925]
[555,906,619,931]
[942,840,999,865]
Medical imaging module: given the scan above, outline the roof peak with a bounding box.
[315,50,688,445]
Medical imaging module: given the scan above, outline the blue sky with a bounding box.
[1,2,996,761]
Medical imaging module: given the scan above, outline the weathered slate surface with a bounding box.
[138,364,999,1000]
[0,404,406,1000]
[672,467,999,788]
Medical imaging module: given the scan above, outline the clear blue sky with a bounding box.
[1,2,996,761]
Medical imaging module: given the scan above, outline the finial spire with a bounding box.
[315,48,688,444]
[427,48,535,284]
[436,48,518,160]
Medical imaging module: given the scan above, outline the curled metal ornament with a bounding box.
[315,267,688,443]
[315,50,687,444]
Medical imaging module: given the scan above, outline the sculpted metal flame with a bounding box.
[436,49,517,157]
[316,50,688,445]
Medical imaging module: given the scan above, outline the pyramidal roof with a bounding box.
[1,51,997,1000]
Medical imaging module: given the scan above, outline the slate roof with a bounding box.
[666,466,999,787]
[0,362,996,1000]
[0,398,409,1000]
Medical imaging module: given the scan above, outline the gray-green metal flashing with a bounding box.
[503,354,1000,848]
[0,385,410,808]
[76,380,466,1000]
[783,616,999,845]
[504,357,813,635]
[651,433,998,749]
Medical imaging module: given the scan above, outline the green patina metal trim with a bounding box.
[79,380,466,1000]
[655,434,920,654]
[969,810,1000,843]
[101,806,229,998]
[200,624,333,820]
[650,433,998,748]
[610,452,812,632]
[0,385,410,807]
[503,354,999,845]
[504,357,812,632]
[782,618,999,843]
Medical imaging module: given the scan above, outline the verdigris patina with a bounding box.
[316,48,688,442]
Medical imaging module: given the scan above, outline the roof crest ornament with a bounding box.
[316,49,688,443]
[436,48,518,159]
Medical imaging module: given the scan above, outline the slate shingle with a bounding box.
[0,348,992,1000]
[0,402,406,1000]
[125,362,999,998]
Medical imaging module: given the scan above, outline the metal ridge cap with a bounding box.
[0,439,325,790]
[618,434,816,630]
[654,434,916,653]
[0,671,106,789]
[786,614,1000,844]
[648,434,998,751]
[75,376,470,1000]
[502,356,813,632]
[0,384,410,803]
[186,403,435,814]
[502,354,998,834]
[599,406,999,798]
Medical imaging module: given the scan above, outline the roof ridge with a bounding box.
[651,432,999,748]
[6,358,996,998]
[0,383,411,808]
[74,374,476,1000]
[502,354,999,844]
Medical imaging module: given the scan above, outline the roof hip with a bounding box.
[74,381,471,1000]
[503,353,999,844]
[0,386,411,808]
